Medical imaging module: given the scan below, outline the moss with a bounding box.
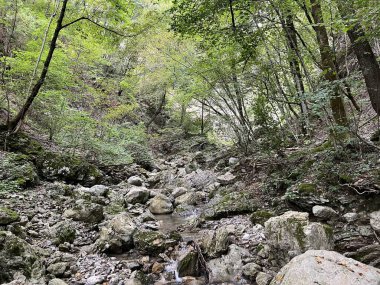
[0,207,19,220]
[294,222,306,251]
[311,141,332,153]
[298,183,317,194]
[323,224,334,240]
[250,210,274,225]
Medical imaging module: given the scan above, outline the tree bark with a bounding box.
[337,1,380,116]
[309,0,348,126]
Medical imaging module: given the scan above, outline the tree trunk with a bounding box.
[337,1,380,116]
[7,0,68,132]
[309,0,348,126]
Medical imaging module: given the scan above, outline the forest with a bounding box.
[0,0,380,284]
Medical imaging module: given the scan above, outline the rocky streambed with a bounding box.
[1,151,380,285]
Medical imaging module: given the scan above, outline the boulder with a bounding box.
[369,210,380,233]
[207,245,251,284]
[312,205,338,220]
[242,262,262,280]
[128,176,144,186]
[174,192,197,207]
[256,272,273,285]
[0,207,20,225]
[265,211,333,264]
[172,187,188,198]
[228,157,239,166]
[46,262,68,277]
[133,230,180,255]
[125,187,150,205]
[284,183,329,211]
[48,279,69,285]
[96,213,136,253]
[216,172,236,185]
[85,275,106,285]
[63,200,104,223]
[149,194,173,214]
[270,250,380,285]
[87,185,109,196]
[343,212,358,223]
[177,249,201,277]
[51,221,76,245]
[197,227,229,258]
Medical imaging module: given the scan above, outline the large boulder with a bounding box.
[177,248,201,277]
[197,227,229,258]
[127,176,144,186]
[0,208,20,225]
[133,230,180,255]
[149,194,173,214]
[284,183,329,211]
[270,250,380,285]
[96,213,136,253]
[125,187,150,205]
[63,200,104,223]
[174,192,198,207]
[265,211,333,264]
[312,205,338,220]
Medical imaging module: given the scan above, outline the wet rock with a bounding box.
[198,227,229,258]
[312,205,338,220]
[207,244,251,284]
[128,176,144,186]
[270,250,380,285]
[177,249,200,277]
[96,213,136,253]
[48,279,69,285]
[256,272,272,285]
[242,262,262,280]
[0,207,20,225]
[47,262,68,277]
[265,211,333,264]
[149,194,173,214]
[63,200,104,223]
[133,230,180,255]
[216,172,236,185]
[125,187,150,205]
[369,210,380,233]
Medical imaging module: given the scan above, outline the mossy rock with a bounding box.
[298,183,317,194]
[133,230,181,255]
[250,210,274,225]
[52,222,76,245]
[0,208,20,225]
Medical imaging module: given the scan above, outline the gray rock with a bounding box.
[0,207,19,225]
[216,172,236,185]
[228,157,239,166]
[96,213,136,253]
[312,205,338,219]
[172,187,188,198]
[133,230,180,255]
[63,201,104,223]
[149,194,173,214]
[207,245,251,283]
[177,249,200,277]
[125,187,150,204]
[128,176,144,186]
[198,227,229,258]
[343,212,358,223]
[256,272,272,285]
[47,262,68,277]
[270,250,380,285]
[242,262,262,280]
[48,279,69,285]
[370,210,380,233]
[85,275,106,285]
[51,221,76,245]
[174,192,197,207]
[89,185,109,196]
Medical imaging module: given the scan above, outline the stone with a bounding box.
[369,210,380,233]
[51,221,76,245]
[207,245,251,284]
[47,262,68,277]
[48,279,69,285]
[265,211,333,264]
[152,262,165,274]
[63,201,104,223]
[312,205,338,220]
[228,157,239,166]
[198,227,229,258]
[128,176,144,186]
[88,185,109,196]
[0,207,20,225]
[284,183,330,211]
[125,187,150,205]
[216,172,236,185]
[250,210,274,225]
[270,250,380,285]
[343,212,358,223]
[85,275,106,285]
[172,187,188,198]
[96,213,136,253]
[174,192,197,207]
[149,194,173,214]
[256,272,272,285]
[133,230,180,255]
[242,262,262,280]
[177,249,200,277]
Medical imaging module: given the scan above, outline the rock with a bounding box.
[152,262,165,274]
[250,210,274,225]
[63,200,104,223]
[216,172,236,185]
[207,245,251,284]
[0,207,20,225]
[124,279,143,285]
[88,185,109,196]
[270,250,380,285]
[228,157,239,166]
[128,176,144,186]
[51,221,76,245]
[204,192,257,219]
[47,262,68,277]
[177,249,200,277]
[284,183,330,211]
[96,213,136,253]
[85,275,106,285]
[48,279,69,285]
[343,212,358,223]
[265,211,333,264]
[174,192,197,207]
[198,227,229,258]
[149,194,173,214]
[125,187,150,205]
[312,205,338,220]
[172,187,188,198]
[133,230,180,255]
[0,231,44,283]
[242,262,262,280]
[256,272,272,285]
[369,210,380,233]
